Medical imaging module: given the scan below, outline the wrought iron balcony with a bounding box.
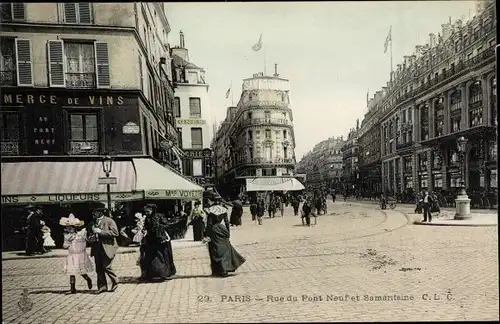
[66,73,96,88]
[240,118,290,127]
[0,70,16,86]
[1,140,19,155]
[241,101,289,109]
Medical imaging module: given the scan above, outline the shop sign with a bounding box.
[144,190,203,199]
[1,192,142,205]
[122,122,140,135]
[175,119,206,125]
[2,93,125,106]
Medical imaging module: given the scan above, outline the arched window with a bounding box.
[450,90,462,133]
[434,97,445,137]
[450,89,462,111]
[420,104,429,140]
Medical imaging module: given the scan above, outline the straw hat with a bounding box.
[59,213,85,227]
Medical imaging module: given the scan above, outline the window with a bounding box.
[189,97,201,117]
[469,81,482,105]
[191,128,202,149]
[192,159,203,176]
[283,147,288,159]
[0,38,15,86]
[264,111,271,120]
[69,113,99,154]
[174,97,181,118]
[177,127,183,149]
[249,147,254,160]
[0,3,25,21]
[283,130,287,139]
[265,129,271,139]
[65,42,95,88]
[469,108,483,127]
[247,112,252,119]
[49,40,109,88]
[0,112,20,155]
[247,130,252,141]
[451,116,461,133]
[64,3,93,24]
[187,71,198,84]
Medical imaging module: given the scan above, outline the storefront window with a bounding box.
[69,112,99,154]
[434,177,443,188]
[0,112,19,155]
[490,170,497,188]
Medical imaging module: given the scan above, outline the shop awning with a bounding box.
[1,161,140,204]
[245,177,305,192]
[133,158,204,200]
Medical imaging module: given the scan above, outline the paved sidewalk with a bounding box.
[2,203,498,323]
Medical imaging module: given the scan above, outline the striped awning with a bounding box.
[1,161,138,204]
[246,177,305,192]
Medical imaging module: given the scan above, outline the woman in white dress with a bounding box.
[60,214,94,294]
[41,225,56,251]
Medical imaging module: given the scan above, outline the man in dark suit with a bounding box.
[422,191,434,222]
[87,207,119,294]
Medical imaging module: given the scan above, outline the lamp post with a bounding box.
[454,136,471,220]
[101,155,113,211]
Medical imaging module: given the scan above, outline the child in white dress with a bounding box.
[60,214,94,294]
[41,225,56,251]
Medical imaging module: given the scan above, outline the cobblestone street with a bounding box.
[2,202,498,323]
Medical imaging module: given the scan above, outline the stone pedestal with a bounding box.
[455,194,472,220]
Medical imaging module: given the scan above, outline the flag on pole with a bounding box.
[252,33,263,51]
[384,26,392,54]
[225,87,231,99]
[366,89,369,105]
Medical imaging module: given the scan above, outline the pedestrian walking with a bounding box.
[250,200,258,221]
[203,190,246,277]
[41,225,56,251]
[257,199,265,225]
[291,196,300,216]
[414,193,423,214]
[86,207,119,294]
[139,204,177,282]
[422,191,434,222]
[278,196,285,217]
[24,205,46,256]
[189,200,206,241]
[60,214,93,294]
[230,198,243,226]
[301,200,313,226]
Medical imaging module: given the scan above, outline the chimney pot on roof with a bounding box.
[180,30,185,48]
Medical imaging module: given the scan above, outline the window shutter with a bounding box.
[11,3,26,20]
[78,3,92,24]
[94,42,110,88]
[47,40,66,87]
[15,39,33,87]
[64,3,77,23]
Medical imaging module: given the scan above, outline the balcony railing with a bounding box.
[396,142,413,151]
[0,70,16,86]
[70,141,99,155]
[241,101,288,109]
[240,118,290,127]
[1,140,19,155]
[66,73,96,88]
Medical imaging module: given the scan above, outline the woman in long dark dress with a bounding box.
[140,204,177,281]
[189,200,205,241]
[203,191,246,277]
[229,199,243,226]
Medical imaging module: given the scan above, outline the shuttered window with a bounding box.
[189,97,201,117]
[174,97,181,118]
[0,3,26,21]
[48,40,109,88]
[0,112,20,155]
[64,3,93,24]
[0,37,16,86]
[191,128,203,149]
[94,42,110,88]
[15,39,33,86]
[48,40,65,87]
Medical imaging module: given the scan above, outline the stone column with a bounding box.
[443,92,450,135]
[441,147,449,190]
[399,157,404,192]
[461,82,468,130]
[414,105,420,142]
[427,150,433,192]
[412,152,419,192]
[482,74,491,125]
[428,100,435,139]
[393,159,397,193]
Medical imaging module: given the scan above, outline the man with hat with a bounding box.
[24,205,46,256]
[86,206,119,294]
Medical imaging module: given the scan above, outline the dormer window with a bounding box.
[187,71,198,83]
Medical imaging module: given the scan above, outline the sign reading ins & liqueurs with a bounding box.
[1,192,144,205]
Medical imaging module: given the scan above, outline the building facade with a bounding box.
[212,70,297,197]
[0,2,179,162]
[378,1,496,206]
[0,2,201,250]
[171,31,213,186]
[341,121,360,191]
[296,136,345,190]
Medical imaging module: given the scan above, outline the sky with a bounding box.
[164,1,476,160]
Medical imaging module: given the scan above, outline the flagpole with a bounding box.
[231,80,234,106]
[264,46,267,76]
[390,27,393,76]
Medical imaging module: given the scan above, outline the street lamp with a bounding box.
[102,154,113,211]
[454,136,471,220]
